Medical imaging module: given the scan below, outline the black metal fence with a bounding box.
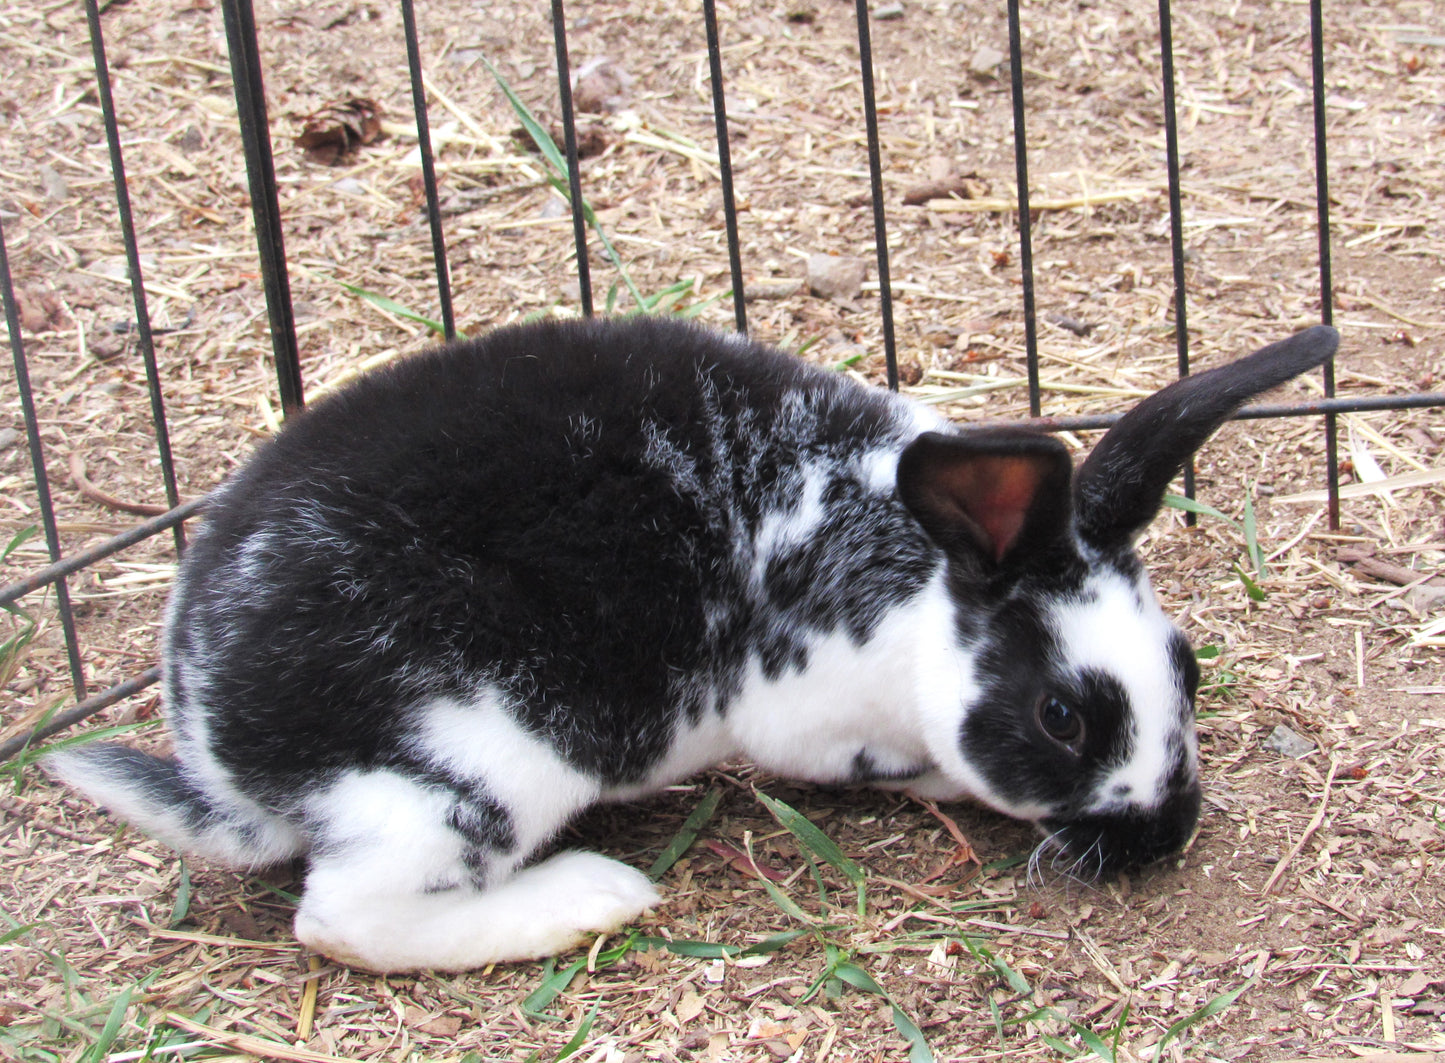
[2,0,1441,761]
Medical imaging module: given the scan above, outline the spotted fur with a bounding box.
[47,317,1339,971]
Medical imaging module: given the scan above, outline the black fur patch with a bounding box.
[168,317,937,850]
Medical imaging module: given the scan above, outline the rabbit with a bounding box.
[46,315,1339,972]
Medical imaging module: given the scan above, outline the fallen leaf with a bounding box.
[676,989,706,1024]
[296,98,384,165]
[703,839,787,882]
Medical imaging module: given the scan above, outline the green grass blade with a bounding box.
[247,877,302,905]
[523,956,584,1018]
[1111,1003,1130,1059]
[627,929,807,960]
[1,525,39,563]
[743,833,815,925]
[1232,563,1268,602]
[0,921,39,945]
[675,289,731,319]
[648,788,722,880]
[755,791,866,917]
[481,55,568,179]
[832,963,934,1063]
[1242,487,1265,575]
[1039,1032,1078,1055]
[553,1001,600,1063]
[1153,975,1258,1058]
[1162,492,1238,527]
[986,994,1005,1044]
[78,985,133,1063]
[523,938,640,1018]
[167,859,191,928]
[337,281,448,336]
[637,278,695,314]
[481,56,647,310]
[1067,1018,1117,1062]
[963,937,1032,996]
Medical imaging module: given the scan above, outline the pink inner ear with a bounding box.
[941,456,1049,563]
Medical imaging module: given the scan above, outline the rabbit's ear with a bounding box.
[1074,325,1338,549]
[897,430,1074,566]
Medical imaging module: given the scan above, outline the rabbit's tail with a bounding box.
[44,743,305,868]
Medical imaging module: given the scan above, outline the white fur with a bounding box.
[724,573,960,787]
[47,577,312,869]
[1052,569,1193,812]
[406,690,603,863]
[750,464,826,575]
[43,744,305,869]
[857,444,904,496]
[607,707,734,801]
[296,769,656,971]
[156,599,306,867]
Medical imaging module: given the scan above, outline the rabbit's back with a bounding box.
[166,317,939,805]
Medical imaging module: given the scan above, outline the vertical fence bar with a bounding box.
[550,0,593,317]
[1005,0,1040,415]
[84,0,186,553]
[220,0,304,414]
[399,0,456,341]
[702,0,747,333]
[0,217,88,699]
[1309,0,1341,531]
[853,0,898,391]
[1156,0,1196,519]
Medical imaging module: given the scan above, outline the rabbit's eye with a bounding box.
[1037,696,1084,751]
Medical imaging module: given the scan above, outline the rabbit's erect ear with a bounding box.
[898,430,1074,565]
[1074,325,1338,549]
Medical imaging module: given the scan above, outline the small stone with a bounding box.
[970,44,1007,78]
[0,427,20,451]
[38,164,69,201]
[330,177,368,196]
[178,125,205,153]
[573,58,630,114]
[1406,583,1445,612]
[806,253,867,301]
[1263,724,1315,759]
[538,195,570,220]
[873,2,905,19]
[743,278,802,302]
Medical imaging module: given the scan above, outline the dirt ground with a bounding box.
[1,0,1442,1060]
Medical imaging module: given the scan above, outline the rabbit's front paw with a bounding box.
[295,848,660,971]
[540,850,662,938]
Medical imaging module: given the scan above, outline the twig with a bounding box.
[161,1013,353,1063]
[1263,757,1339,896]
[69,453,170,517]
[296,954,323,1042]
[0,796,98,844]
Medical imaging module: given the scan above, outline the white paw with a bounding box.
[292,849,661,972]
[543,850,662,933]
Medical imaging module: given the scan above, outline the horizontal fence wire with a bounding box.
[2,1,1443,763]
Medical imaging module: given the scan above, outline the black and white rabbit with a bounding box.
[47,316,1338,972]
